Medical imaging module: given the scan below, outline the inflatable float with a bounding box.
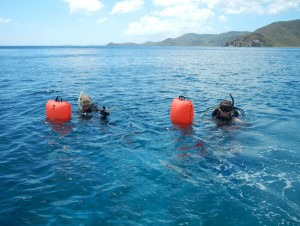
[46,96,72,121]
[170,96,194,127]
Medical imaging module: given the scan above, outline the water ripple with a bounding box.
[0,47,299,225]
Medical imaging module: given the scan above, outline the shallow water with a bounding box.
[0,46,299,225]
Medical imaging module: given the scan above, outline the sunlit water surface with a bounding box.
[0,46,299,225]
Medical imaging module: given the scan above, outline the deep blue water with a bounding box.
[0,46,300,226]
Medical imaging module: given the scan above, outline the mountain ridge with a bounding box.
[108,19,300,47]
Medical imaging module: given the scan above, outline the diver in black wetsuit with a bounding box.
[212,94,244,123]
[78,94,110,119]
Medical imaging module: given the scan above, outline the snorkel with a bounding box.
[78,92,83,110]
[229,94,234,108]
[78,92,93,111]
[229,94,245,116]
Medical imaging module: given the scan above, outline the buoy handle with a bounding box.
[179,96,185,100]
[55,96,63,102]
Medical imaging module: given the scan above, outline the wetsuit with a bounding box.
[81,104,110,119]
[212,108,239,121]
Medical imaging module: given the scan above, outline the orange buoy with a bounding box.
[46,96,72,121]
[170,96,194,126]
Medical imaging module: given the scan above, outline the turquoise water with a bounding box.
[0,46,299,225]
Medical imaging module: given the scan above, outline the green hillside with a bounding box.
[107,32,250,47]
[146,33,216,46]
[146,32,250,46]
[107,19,300,47]
[255,19,300,47]
[224,19,300,47]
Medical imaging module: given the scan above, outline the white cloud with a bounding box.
[125,15,171,35]
[97,18,107,23]
[266,0,300,14]
[218,15,228,22]
[125,14,214,37]
[124,0,300,38]
[213,0,300,15]
[219,0,264,15]
[111,0,144,14]
[63,0,103,14]
[158,4,214,21]
[0,17,12,24]
[152,0,300,15]
[152,0,219,8]
[152,0,188,7]
[125,1,215,36]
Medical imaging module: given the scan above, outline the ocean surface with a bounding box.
[0,46,299,226]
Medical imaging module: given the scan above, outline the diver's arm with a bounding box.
[232,117,242,123]
[91,104,99,112]
[92,104,110,117]
[98,106,110,118]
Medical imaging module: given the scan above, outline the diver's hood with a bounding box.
[219,94,235,107]
[219,99,232,107]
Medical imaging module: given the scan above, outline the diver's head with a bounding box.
[219,99,233,118]
[80,95,92,111]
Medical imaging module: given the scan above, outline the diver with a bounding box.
[212,94,244,123]
[78,92,110,119]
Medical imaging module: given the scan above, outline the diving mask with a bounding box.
[220,105,232,112]
[219,100,233,112]
[78,93,93,110]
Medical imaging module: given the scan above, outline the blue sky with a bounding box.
[0,0,299,45]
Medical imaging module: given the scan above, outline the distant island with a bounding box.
[107,19,300,47]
